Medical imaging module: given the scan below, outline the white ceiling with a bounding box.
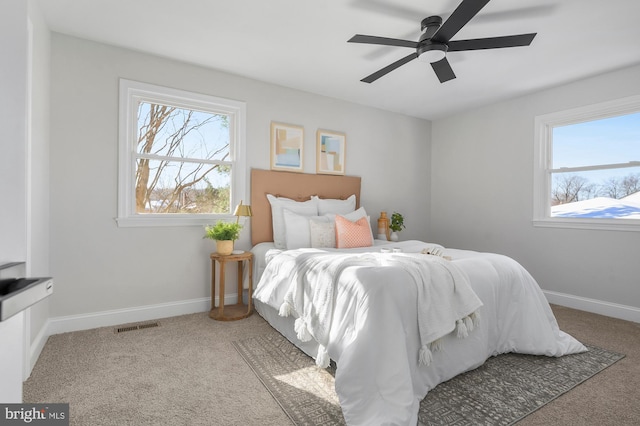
[37,0,640,120]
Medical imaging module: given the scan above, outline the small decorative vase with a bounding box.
[216,240,234,256]
[377,211,390,241]
[390,231,399,242]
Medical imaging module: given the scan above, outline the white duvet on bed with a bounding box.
[253,240,586,426]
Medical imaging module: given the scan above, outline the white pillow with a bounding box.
[267,194,318,249]
[310,219,336,248]
[342,206,367,221]
[283,210,332,249]
[312,194,356,216]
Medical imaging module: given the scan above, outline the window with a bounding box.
[118,79,246,227]
[534,95,640,231]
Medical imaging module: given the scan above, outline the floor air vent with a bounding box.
[115,321,160,333]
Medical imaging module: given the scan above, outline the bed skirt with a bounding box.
[254,299,321,359]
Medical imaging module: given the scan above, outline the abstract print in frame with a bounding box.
[316,130,346,175]
[270,121,304,172]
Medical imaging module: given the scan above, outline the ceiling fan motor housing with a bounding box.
[420,16,442,32]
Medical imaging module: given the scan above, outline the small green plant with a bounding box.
[204,221,242,241]
[389,212,405,232]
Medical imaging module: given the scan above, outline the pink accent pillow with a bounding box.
[335,215,373,248]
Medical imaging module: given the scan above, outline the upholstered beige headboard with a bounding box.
[250,168,361,246]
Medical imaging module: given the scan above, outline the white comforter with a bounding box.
[253,240,586,426]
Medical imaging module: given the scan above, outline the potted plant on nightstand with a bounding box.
[204,221,242,255]
[389,212,405,242]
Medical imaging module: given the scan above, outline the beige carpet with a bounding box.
[24,314,293,425]
[24,305,640,425]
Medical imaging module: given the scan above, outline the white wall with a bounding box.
[0,1,28,265]
[48,34,431,322]
[0,0,31,403]
[0,0,28,403]
[26,0,51,374]
[431,64,640,320]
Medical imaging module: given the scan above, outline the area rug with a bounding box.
[233,333,624,426]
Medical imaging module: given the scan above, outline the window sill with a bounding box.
[532,218,640,232]
[116,215,233,228]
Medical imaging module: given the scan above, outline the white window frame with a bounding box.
[533,94,640,231]
[117,79,246,227]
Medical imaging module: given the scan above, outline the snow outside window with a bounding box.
[533,95,640,231]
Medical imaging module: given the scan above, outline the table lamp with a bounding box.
[232,201,252,254]
[234,200,252,224]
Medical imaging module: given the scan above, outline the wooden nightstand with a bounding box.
[209,251,253,321]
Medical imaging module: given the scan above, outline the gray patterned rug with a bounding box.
[233,334,624,425]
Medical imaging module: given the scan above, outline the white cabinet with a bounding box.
[0,311,24,403]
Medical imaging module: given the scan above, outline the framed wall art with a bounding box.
[270,121,304,172]
[316,130,346,175]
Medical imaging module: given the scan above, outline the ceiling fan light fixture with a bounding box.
[417,43,447,63]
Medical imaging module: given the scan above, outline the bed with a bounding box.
[249,168,586,426]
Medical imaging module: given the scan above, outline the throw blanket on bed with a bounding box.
[278,252,376,368]
[384,254,483,365]
[278,251,483,367]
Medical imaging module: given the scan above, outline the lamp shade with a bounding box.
[233,201,252,221]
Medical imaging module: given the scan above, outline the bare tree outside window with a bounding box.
[552,172,640,206]
[117,80,246,227]
[551,174,597,205]
[622,174,640,196]
[600,174,640,198]
[135,102,231,214]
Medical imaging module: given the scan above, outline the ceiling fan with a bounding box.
[348,0,537,83]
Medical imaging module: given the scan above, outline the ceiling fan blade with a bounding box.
[431,58,456,83]
[361,52,418,83]
[448,33,536,51]
[433,0,491,43]
[348,34,418,48]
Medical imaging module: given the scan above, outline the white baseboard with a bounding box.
[29,319,50,377]
[46,295,230,336]
[543,290,640,323]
